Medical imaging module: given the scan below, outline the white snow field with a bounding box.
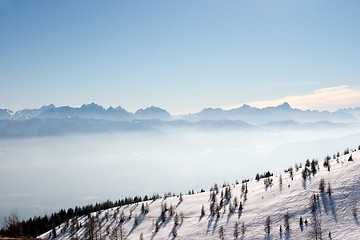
[40,149,360,240]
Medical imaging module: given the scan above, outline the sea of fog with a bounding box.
[1,127,360,223]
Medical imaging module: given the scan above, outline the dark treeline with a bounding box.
[255,171,273,181]
[0,193,161,238]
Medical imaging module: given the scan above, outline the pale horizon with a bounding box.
[3,84,360,115]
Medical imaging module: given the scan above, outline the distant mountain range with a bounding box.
[0,103,171,121]
[180,102,358,124]
[1,102,359,122]
[0,102,359,138]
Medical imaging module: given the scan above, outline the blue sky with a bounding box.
[1,0,360,114]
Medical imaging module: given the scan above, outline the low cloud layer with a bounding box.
[246,85,360,111]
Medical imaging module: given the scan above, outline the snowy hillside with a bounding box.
[40,149,360,240]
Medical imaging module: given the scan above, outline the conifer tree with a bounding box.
[239,201,243,211]
[141,203,145,214]
[201,205,205,216]
[52,227,56,239]
[289,167,293,180]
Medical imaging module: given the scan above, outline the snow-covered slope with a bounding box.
[40,150,360,239]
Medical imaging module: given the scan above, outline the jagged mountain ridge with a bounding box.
[182,102,358,124]
[1,103,171,121]
[1,102,359,123]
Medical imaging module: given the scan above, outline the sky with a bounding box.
[0,0,360,114]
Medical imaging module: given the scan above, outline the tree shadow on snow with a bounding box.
[206,216,214,235]
[150,219,162,240]
[168,225,180,240]
[238,210,243,219]
[211,216,220,235]
[263,234,272,240]
[227,210,235,223]
[198,214,205,223]
[328,196,338,222]
[320,192,329,214]
[355,215,360,226]
[284,230,291,240]
[127,213,146,238]
[162,214,173,229]
[151,230,157,240]
[302,179,307,190]
[176,200,182,208]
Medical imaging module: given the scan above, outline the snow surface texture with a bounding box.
[40,150,360,240]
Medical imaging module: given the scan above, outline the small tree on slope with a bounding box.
[234,222,239,238]
[219,225,224,240]
[265,216,271,236]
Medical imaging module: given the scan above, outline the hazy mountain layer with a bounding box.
[1,103,359,138]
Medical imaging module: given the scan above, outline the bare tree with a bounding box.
[110,222,127,240]
[284,212,290,232]
[353,204,357,219]
[117,224,126,240]
[174,212,179,226]
[265,216,271,236]
[219,225,225,240]
[3,211,22,237]
[201,205,205,216]
[85,215,97,240]
[241,221,246,236]
[308,215,322,240]
[234,222,239,238]
[179,193,183,203]
[172,226,177,238]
